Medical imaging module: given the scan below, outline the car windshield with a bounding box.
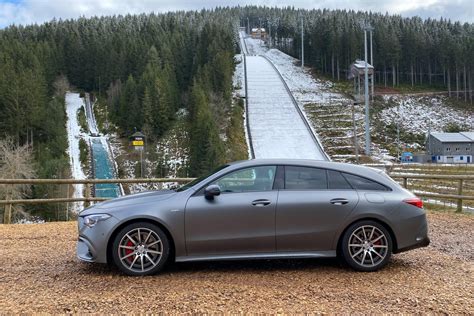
[176,164,230,192]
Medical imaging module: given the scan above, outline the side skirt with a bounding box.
[175,251,337,263]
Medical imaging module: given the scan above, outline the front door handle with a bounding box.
[252,199,271,206]
[330,198,349,205]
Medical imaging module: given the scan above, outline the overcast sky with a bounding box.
[0,0,472,28]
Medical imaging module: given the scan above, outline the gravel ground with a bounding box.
[0,212,472,313]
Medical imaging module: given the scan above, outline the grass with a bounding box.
[391,164,474,210]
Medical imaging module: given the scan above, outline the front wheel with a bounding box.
[341,220,392,272]
[112,222,170,276]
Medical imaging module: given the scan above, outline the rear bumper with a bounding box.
[395,236,430,253]
[393,212,430,254]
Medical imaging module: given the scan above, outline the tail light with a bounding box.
[403,197,423,209]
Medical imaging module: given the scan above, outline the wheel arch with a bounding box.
[336,217,398,256]
[106,217,176,264]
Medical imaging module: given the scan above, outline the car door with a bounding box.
[185,165,278,256]
[276,167,359,252]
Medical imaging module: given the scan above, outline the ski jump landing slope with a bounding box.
[245,55,328,160]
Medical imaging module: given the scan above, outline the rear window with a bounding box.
[342,173,389,191]
[328,170,352,189]
[285,166,327,190]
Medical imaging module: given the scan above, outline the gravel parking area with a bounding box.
[0,211,472,313]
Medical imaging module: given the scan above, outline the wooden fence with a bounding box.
[390,173,474,213]
[1,173,473,223]
[0,178,193,224]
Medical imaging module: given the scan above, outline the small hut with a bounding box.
[348,60,374,98]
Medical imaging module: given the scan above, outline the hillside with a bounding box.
[0,7,473,221]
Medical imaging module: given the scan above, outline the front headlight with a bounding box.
[83,214,111,228]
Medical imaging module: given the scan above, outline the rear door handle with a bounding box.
[252,199,271,206]
[330,198,349,205]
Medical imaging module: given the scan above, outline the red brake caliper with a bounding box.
[125,241,134,262]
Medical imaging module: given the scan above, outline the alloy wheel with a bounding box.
[348,225,388,268]
[117,227,163,273]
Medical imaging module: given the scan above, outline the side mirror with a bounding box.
[204,185,221,200]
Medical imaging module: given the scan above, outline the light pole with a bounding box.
[267,19,272,48]
[362,22,374,156]
[301,15,304,68]
[397,101,401,161]
[370,29,374,100]
[352,101,360,163]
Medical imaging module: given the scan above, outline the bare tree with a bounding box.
[0,138,36,224]
[53,75,71,98]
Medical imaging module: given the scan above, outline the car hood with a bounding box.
[82,190,176,213]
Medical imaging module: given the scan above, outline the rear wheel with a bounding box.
[112,222,170,276]
[341,220,392,272]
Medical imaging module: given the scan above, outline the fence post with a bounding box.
[84,181,90,208]
[457,179,463,213]
[403,177,408,189]
[3,184,13,224]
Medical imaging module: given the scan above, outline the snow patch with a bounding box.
[65,92,87,211]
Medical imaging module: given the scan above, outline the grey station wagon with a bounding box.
[77,159,430,276]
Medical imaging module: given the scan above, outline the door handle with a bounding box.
[252,199,271,206]
[330,198,349,205]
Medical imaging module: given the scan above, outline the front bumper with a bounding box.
[76,215,119,264]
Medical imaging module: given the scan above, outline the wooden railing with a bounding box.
[0,178,194,224]
[390,173,474,212]
[1,173,473,223]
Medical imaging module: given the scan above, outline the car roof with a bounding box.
[229,159,378,172]
[190,159,400,192]
[228,159,390,181]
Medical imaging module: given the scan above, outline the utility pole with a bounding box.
[352,101,360,163]
[370,29,374,100]
[247,17,249,35]
[301,15,304,68]
[268,19,271,48]
[397,102,401,162]
[363,25,372,156]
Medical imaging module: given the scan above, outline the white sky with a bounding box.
[0,0,472,28]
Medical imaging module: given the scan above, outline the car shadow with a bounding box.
[77,255,415,277]
[169,257,343,274]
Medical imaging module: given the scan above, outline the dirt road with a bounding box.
[0,212,472,313]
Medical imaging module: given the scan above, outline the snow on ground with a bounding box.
[65,92,86,211]
[241,32,327,160]
[84,93,99,135]
[380,95,474,134]
[233,54,244,97]
[245,35,347,107]
[246,55,326,159]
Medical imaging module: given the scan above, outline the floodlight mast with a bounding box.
[362,22,374,156]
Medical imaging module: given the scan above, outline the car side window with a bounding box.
[328,170,353,190]
[211,166,277,193]
[285,166,327,190]
[342,173,389,191]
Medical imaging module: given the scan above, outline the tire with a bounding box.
[341,220,392,272]
[112,222,170,276]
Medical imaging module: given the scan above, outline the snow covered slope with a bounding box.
[245,55,327,159]
[65,92,86,210]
